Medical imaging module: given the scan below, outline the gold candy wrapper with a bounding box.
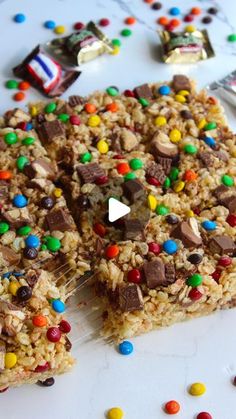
[46,21,114,67]
[159,29,215,64]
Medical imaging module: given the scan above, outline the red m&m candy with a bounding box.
[127,269,142,284]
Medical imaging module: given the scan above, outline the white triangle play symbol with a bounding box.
[108,197,130,222]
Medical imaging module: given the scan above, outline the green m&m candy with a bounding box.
[44,236,61,252]
[124,172,136,181]
[112,38,121,47]
[6,79,19,89]
[156,205,169,216]
[106,86,119,96]
[129,158,143,170]
[4,132,18,145]
[121,28,132,37]
[22,137,35,146]
[44,102,57,113]
[139,98,149,107]
[204,121,217,131]
[80,152,92,163]
[221,174,234,187]
[184,144,198,154]
[187,273,203,287]
[163,177,171,189]
[0,222,10,235]
[17,225,32,236]
[169,167,179,181]
[58,113,69,122]
[16,156,29,171]
[228,34,236,42]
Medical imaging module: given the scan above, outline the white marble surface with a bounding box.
[1,0,236,418]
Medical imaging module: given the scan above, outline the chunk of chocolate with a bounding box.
[122,179,144,204]
[2,209,31,229]
[143,259,165,288]
[156,156,172,175]
[46,209,73,232]
[151,135,178,159]
[110,132,121,152]
[172,75,191,93]
[0,138,7,151]
[68,95,85,107]
[24,158,56,180]
[0,246,21,266]
[37,120,65,144]
[171,219,202,248]
[123,219,144,241]
[221,195,236,213]
[134,83,153,99]
[208,235,236,255]
[119,284,144,312]
[198,152,214,167]
[77,163,105,184]
[214,184,230,200]
[146,161,166,184]
[180,109,193,120]
[165,263,176,284]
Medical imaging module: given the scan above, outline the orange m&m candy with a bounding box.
[18,81,30,91]
[105,244,119,259]
[117,162,130,175]
[84,103,97,113]
[0,170,12,180]
[191,7,202,15]
[183,170,198,182]
[106,102,119,112]
[158,16,169,26]
[165,400,180,414]
[125,17,136,25]
[13,92,25,101]
[32,315,47,327]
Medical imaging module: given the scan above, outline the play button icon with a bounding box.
[108,197,130,223]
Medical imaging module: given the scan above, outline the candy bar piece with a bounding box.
[214,184,230,200]
[77,163,105,184]
[0,246,21,266]
[208,235,236,255]
[134,83,153,99]
[13,45,80,97]
[46,209,73,232]
[0,138,7,151]
[172,75,191,93]
[37,120,65,144]
[214,149,229,162]
[159,30,215,64]
[120,128,138,151]
[198,151,214,167]
[123,219,144,241]
[171,219,202,248]
[146,161,166,184]
[23,158,56,180]
[156,156,172,174]
[143,259,165,289]
[2,208,32,229]
[165,263,176,284]
[213,185,236,213]
[221,195,236,213]
[68,95,85,107]
[151,134,178,159]
[119,284,144,312]
[122,179,144,204]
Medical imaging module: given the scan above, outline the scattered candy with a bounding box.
[5,353,17,369]
[99,18,110,27]
[5,79,18,89]
[152,2,162,10]
[164,400,180,414]
[74,22,85,30]
[228,34,236,42]
[44,236,61,252]
[44,20,56,29]
[0,222,10,235]
[25,235,40,248]
[88,115,101,127]
[59,320,71,333]
[189,382,206,396]
[163,240,178,255]
[191,7,202,15]
[202,16,213,24]
[189,288,203,301]
[154,116,166,126]
[46,327,61,343]
[13,92,25,101]
[52,299,66,313]
[105,244,119,259]
[121,28,132,37]
[128,269,142,284]
[38,377,55,387]
[125,17,136,25]
[201,220,217,231]
[184,144,197,154]
[207,7,218,15]
[169,7,180,16]
[187,273,203,287]
[107,407,124,419]
[14,13,26,23]
[118,340,133,355]
[54,25,66,34]
[158,85,170,95]
[197,413,212,419]
[203,136,216,148]
[4,132,18,145]
[32,315,47,327]
[13,194,28,208]
[221,174,234,187]
[16,286,32,302]
[158,16,169,26]
[129,158,143,170]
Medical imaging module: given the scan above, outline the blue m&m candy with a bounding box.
[26,122,33,131]
[201,220,217,231]
[203,136,216,148]
[25,235,40,248]
[169,7,181,16]
[163,239,178,254]
[118,340,133,355]
[14,13,26,23]
[13,194,28,208]
[44,20,56,29]
[52,299,66,313]
[158,85,171,95]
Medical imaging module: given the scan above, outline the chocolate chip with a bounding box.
[208,235,236,256]
[46,209,73,232]
[172,75,191,93]
[207,7,218,14]
[38,377,55,387]
[77,194,90,210]
[143,259,165,288]
[202,16,212,24]
[41,196,55,209]
[23,247,38,260]
[122,179,144,204]
[123,219,144,241]
[166,214,179,225]
[152,2,162,10]
[119,284,144,312]
[187,253,203,265]
[16,286,32,302]
[37,120,65,144]
[134,83,153,99]
[180,110,193,120]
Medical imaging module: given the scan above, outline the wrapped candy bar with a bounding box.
[13,45,80,97]
[46,21,114,67]
[207,69,236,106]
[159,29,215,64]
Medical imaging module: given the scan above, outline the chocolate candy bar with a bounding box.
[207,69,236,106]
[13,45,80,97]
[159,29,215,63]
